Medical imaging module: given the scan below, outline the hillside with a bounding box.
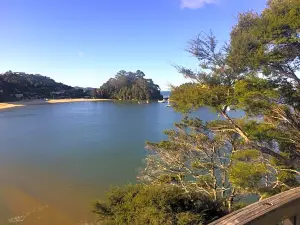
[95,70,163,101]
[0,71,88,102]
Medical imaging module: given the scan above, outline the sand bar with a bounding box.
[0,99,112,111]
[0,103,25,110]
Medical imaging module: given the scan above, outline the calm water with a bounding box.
[0,102,241,224]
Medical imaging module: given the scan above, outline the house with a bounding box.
[51,91,65,95]
[15,94,24,99]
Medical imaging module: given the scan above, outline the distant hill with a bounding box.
[94,70,163,101]
[0,71,90,102]
[0,70,166,102]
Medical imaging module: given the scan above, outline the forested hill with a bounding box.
[0,71,85,102]
[95,70,163,101]
[0,70,163,102]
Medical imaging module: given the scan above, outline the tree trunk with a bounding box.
[220,109,291,166]
[220,110,250,142]
[211,146,217,201]
[228,188,235,213]
[221,169,226,198]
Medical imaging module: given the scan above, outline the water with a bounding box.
[0,102,242,224]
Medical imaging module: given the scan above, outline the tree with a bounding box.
[98,70,163,101]
[229,0,300,85]
[92,2,300,223]
[92,184,227,225]
[140,115,298,211]
[140,30,299,212]
[0,71,74,101]
[173,28,300,165]
[228,0,300,166]
[140,117,241,211]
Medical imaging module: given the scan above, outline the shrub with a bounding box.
[92,184,227,225]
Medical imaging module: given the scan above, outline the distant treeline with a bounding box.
[93,70,163,101]
[0,71,91,102]
[0,70,163,102]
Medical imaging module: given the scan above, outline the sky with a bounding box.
[0,0,268,90]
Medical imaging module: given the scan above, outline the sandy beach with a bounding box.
[0,99,112,111]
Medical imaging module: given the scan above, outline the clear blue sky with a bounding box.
[0,0,267,90]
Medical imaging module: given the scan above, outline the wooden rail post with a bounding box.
[209,187,300,225]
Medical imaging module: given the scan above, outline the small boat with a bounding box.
[158,99,166,103]
[223,105,231,112]
[166,99,171,107]
[138,100,149,104]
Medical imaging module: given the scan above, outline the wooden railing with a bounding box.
[209,187,300,225]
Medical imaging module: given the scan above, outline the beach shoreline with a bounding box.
[0,99,112,111]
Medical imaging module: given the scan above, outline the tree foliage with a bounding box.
[140,117,238,210]
[228,0,300,165]
[92,184,226,225]
[140,116,297,211]
[93,1,300,223]
[96,70,163,101]
[140,0,299,215]
[171,28,299,167]
[0,71,88,101]
[229,0,300,84]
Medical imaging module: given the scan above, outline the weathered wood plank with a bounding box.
[209,187,300,225]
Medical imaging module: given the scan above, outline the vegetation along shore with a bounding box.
[0,70,163,104]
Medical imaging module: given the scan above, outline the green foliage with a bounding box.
[92,1,300,224]
[176,212,203,225]
[171,83,233,113]
[0,71,83,101]
[277,170,299,187]
[234,77,279,115]
[231,202,249,211]
[169,0,300,173]
[92,184,227,225]
[257,187,281,200]
[229,0,300,83]
[156,174,181,184]
[142,116,242,211]
[229,161,267,191]
[97,70,162,101]
[231,149,261,161]
[230,149,268,193]
[241,120,276,142]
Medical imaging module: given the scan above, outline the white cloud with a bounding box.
[180,0,218,9]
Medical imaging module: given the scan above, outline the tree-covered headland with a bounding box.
[93,70,163,101]
[93,0,300,224]
[0,71,91,101]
